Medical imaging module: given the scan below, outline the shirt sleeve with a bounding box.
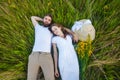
[34,23,42,29]
[52,37,57,43]
[68,34,72,40]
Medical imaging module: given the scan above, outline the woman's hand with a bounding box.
[73,33,79,42]
[55,69,59,78]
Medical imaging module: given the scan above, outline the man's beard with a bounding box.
[43,23,50,27]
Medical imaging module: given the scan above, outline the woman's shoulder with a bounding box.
[52,36,60,43]
[66,34,72,38]
[52,36,59,40]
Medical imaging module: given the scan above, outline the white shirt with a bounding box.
[71,19,92,31]
[32,24,53,53]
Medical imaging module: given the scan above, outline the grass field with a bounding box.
[0,0,120,80]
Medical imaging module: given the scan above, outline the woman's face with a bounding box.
[51,26,63,36]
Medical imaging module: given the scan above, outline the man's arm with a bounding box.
[64,27,78,42]
[31,16,43,27]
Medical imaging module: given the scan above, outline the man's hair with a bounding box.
[45,14,52,19]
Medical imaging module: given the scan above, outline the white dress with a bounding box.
[52,35,79,80]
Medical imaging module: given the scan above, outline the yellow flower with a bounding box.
[76,40,93,59]
[88,50,92,56]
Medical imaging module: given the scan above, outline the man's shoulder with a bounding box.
[34,23,43,28]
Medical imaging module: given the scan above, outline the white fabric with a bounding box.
[72,19,92,31]
[32,24,53,53]
[71,19,95,41]
[52,35,79,80]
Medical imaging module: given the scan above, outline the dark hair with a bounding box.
[49,23,69,38]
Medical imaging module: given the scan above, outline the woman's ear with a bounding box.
[59,27,62,30]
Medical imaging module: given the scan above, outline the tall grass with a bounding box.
[0,0,120,80]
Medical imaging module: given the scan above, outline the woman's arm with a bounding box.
[64,27,78,42]
[52,43,59,77]
[31,16,43,27]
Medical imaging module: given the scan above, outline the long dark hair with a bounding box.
[49,23,69,38]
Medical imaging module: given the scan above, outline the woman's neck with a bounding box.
[60,33,66,38]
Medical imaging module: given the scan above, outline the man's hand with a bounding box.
[31,16,43,27]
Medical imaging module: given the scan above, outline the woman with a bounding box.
[49,23,79,80]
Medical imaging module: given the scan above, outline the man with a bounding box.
[27,14,78,80]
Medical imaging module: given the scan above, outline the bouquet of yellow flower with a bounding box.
[75,37,93,80]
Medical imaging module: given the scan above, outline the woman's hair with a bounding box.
[49,23,69,38]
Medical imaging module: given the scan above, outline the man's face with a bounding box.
[43,16,52,27]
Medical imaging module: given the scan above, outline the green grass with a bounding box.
[0,0,120,80]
